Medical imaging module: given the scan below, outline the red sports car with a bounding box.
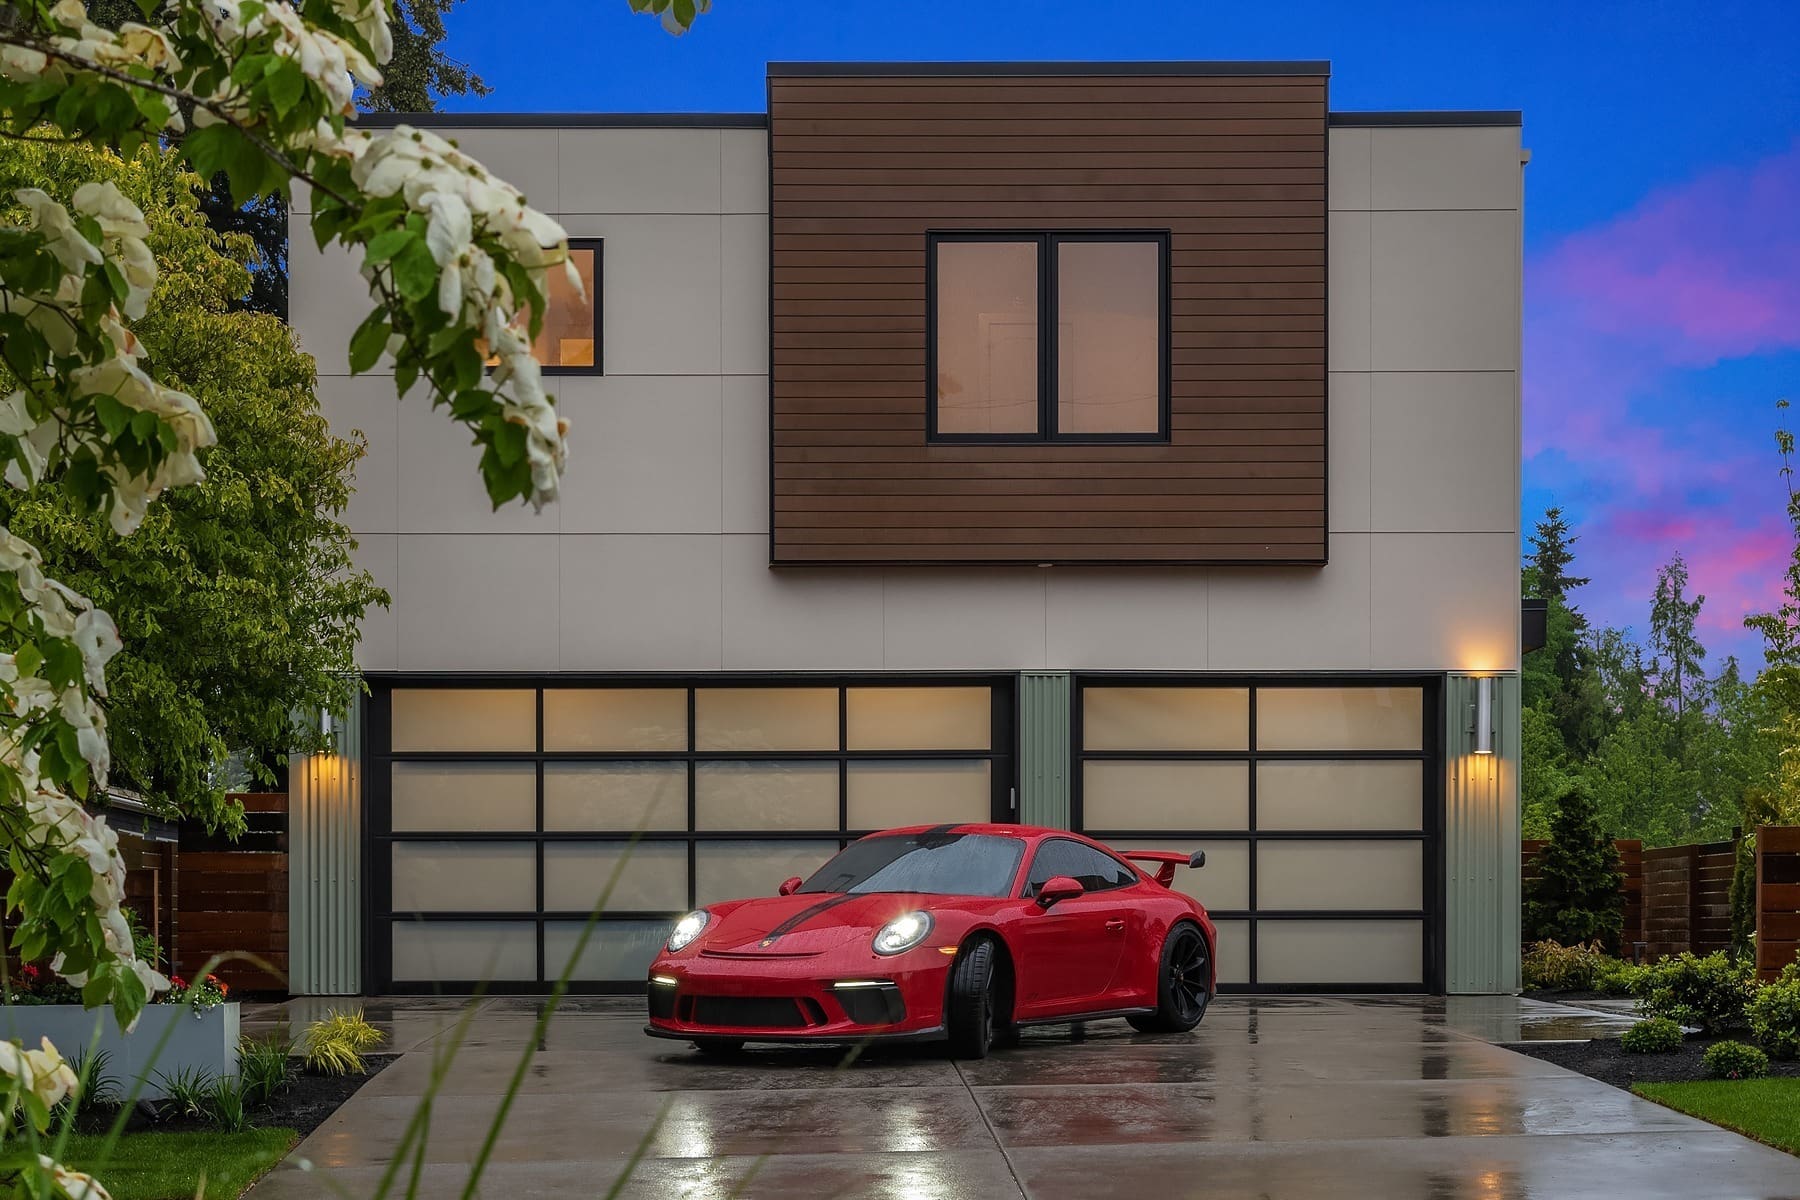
[644,823,1214,1058]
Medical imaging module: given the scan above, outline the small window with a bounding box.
[490,239,601,373]
[1023,838,1136,897]
[928,232,1167,443]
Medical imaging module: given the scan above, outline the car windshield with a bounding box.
[797,831,1025,898]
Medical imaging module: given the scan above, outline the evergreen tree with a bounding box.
[1649,553,1707,720]
[1523,782,1625,951]
[1527,507,1591,603]
[362,0,493,113]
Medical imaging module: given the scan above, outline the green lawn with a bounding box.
[1634,1078,1800,1156]
[0,1129,298,1199]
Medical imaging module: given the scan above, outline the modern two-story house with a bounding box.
[286,61,1526,998]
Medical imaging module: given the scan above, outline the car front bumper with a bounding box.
[644,949,952,1043]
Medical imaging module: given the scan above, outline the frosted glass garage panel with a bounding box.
[390,762,535,832]
[1210,920,1250,986]
[391,843,535,912]
[1256,687,1422,752]
[543,762,687,832]
[1257,840,1423,911]
[543,688,687,752]
[695,762,839,831]
[544,921,670,982]
[1257,920,1424,985]
[543,842,688,913]
[846,687,991,751]
[1256,761,1423,831]
[695,688,838,751]
[1083,687,1248,751]
[695,841,837,904]
[1110,839,1248,912]
[391,921,536,982]
[847,760,991,829]
[1082,761,1248,831]
[391,689,535,752]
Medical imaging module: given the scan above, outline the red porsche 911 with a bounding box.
[644,823,1214,1058]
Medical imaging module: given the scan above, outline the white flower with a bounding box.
[38,1155,112,1200]
[0,44,48,80]
[16,190,101,273]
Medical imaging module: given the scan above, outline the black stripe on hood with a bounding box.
[760,893,860,943]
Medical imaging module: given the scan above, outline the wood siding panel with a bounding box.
[769,70,1329,565]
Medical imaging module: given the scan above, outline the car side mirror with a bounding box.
[778,876,803,897]
[1036,875,1084,909]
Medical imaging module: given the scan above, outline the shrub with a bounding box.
[301,1008,385,1076]
[157,1067,213,1120]
[203,1076,250,1133]
[1522,782,1623,951]
[1630,951,1754,1032]
[64,1050,121,1113]
[1593,957,1644,997]
[1748,962,1800,1059]
[1522,940,1604,991]
[1703,1040,1770,1080]
[1621,1017,1684,1053]
[238,1036,294,1108]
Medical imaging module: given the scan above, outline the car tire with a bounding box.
[691,1037,746,1056]
[946,938,1000,1060]
[1128,922,1211,1034]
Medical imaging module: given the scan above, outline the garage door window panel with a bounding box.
[542,762,688,832]
[1082,760,1248,832]
[846,760,992,830]
[391,843,536,913]
[390,761,535,832]
[695,761,839,831]
[542,842,688,914]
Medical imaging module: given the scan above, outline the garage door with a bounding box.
[369,678,1012,992]
[1074,678,1439,992]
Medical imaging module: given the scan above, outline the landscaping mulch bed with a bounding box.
[76,1054,399,1138]
[1509,1037,1800,1090]
[1519,989,1630,1005]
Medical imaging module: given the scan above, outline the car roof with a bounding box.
[868,823,1073,841]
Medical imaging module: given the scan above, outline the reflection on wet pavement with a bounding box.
[246,995,1798,1199]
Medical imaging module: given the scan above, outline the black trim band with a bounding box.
[1329,111,1521,128]
[768,60,1331,77]
[643,1023,947,1045]
[353,112,768,129]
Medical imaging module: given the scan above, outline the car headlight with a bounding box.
[667,910,711,952]
[872,911,933,956]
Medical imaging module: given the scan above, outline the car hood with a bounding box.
[698,892,943,956]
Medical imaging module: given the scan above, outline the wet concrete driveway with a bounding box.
[246,995,1799,1199]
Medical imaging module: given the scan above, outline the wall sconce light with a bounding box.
[1471,677,1495,756]
[319,707,333,738]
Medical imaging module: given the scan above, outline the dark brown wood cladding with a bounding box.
[768,69,1328,565]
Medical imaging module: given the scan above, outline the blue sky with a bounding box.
[438,0,1800,667]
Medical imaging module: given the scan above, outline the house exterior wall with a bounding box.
[289,116,1520,677]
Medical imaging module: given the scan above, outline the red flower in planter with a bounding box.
[169,976,188,992]
[19,964,40,986]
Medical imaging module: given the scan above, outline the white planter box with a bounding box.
[0,1002,239,1102]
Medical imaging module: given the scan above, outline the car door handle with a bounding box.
[1104,919,1125,933]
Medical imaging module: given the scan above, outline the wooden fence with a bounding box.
[171,792,288,995]
[1642,839,1736,961]
[1759,826,1800,983]
[1521,839,1643,950]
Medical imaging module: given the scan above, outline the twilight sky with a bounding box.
[435,0,1800,668]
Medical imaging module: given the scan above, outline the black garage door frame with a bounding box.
[1071,672,1447,994]
[362,671,1018,995]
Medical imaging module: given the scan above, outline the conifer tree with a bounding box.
[1523,782,1624,952]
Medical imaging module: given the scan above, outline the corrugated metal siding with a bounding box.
[287,691,363,995]
[1445,673,1521,994]
[1019,671,1072,829]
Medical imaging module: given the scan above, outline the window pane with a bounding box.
[533,245,597,368]
[1211,919,1250,986]
[543,842,688,913]
[544,921,669,982]
[1256,920,1423,985]
[694,841,837,904]
[934,241,1039,435]
[1256,840,1422,911]
[846,760,991,830]
[391,843,536,913]
[542,688,686,752]
[1056,239,1160,435]
[543,762,687,832]
[1082,761,1248,831]
[695,761,839,831]
[391,762,535,832]
[1082,687,1248,751]
[1024,839,1134,894]
[390,689,535,752]
[1108,838,1249,911]
[391,920,535,982]
[845,687,991,751]
[1256,761,1424,831]
[694,688,838,751]
[1256,687,1424,751]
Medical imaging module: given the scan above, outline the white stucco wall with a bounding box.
[290,120,1522,676]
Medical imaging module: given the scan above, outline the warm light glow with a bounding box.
[666,909,710,952]
[1473,677,1496,755]
[830,980,891,989]
[872,911,933,955]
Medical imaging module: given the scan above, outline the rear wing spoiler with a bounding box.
[1120,849,1206,888]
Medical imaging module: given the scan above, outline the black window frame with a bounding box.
[925,230,1171,445]
[537,237,605,377]
[1021,836,1137,898]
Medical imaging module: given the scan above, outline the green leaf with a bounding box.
[348,310,390,374]
[267,59,305,118]
[363,227,414,267]
[93,392,130,438]
[390,238,439,302]
[489,419,527,468]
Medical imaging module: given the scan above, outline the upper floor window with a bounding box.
[534,239,602,373]
[928,232,1167,442]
